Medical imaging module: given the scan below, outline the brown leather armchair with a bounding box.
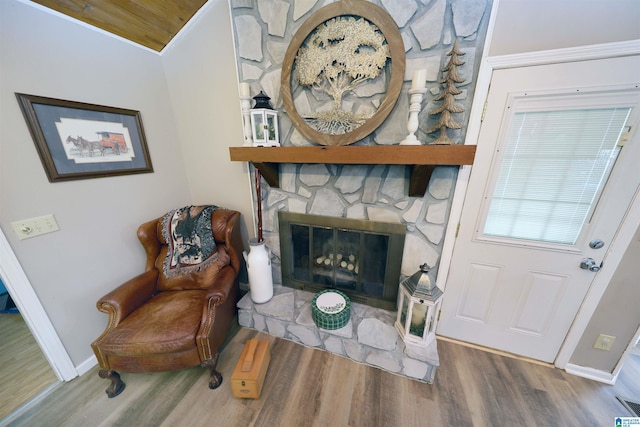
[91,207,243,398]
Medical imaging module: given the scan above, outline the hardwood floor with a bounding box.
[4,327,639,426]
[0,313,58,420]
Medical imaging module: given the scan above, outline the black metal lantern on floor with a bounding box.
[250,91,280,147]
[395,263,443,347]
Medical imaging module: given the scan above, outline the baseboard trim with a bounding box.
[565,363,618,385]
[76,355,97,377]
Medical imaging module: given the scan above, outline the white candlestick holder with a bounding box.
[400,88,427,146]
[241,96,253,146]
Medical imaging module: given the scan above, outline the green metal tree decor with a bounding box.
[295,16,391,135]
[427,40,466,145]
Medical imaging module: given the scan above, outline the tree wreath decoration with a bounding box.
[281,0,406,146]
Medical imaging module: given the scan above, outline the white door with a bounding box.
[437,55,640,363]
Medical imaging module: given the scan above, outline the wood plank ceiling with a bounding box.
[31,0,208,52]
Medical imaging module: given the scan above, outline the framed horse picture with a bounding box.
[15,93,153,182]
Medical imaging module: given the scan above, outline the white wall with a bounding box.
[490,0,640,56]
[0,1,190,365]
[162,0,253,243]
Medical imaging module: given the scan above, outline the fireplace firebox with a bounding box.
[278,212,406,311]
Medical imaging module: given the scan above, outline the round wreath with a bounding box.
[280,0,406,146]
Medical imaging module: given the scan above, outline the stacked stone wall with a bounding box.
[230,0,492,280]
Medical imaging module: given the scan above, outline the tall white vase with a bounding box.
[243,238,273,304]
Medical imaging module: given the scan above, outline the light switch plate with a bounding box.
[11,214,60,240]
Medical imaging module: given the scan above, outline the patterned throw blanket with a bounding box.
[161,205,219,278]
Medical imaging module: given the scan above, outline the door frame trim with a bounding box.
[0,228,77,381]
[611,324,640,380]
[438,38,640,369]
[556,185,640,368]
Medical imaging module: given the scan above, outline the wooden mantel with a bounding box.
[229,145,476,197]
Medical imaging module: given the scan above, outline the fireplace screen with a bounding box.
[279,212,406,310]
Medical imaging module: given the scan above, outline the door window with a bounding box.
[480,92,632,246]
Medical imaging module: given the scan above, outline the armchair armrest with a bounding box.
[198,265,239,360]
[96,269,159,326]
[203,266,236,307]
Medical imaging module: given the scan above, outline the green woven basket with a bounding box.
[311,289,351,330]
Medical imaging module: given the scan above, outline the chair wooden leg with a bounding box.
[202,352,223,389]
[99,369,126,398]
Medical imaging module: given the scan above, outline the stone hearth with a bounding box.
[237,285,439,383]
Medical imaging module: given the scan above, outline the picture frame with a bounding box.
[15,93,153,182]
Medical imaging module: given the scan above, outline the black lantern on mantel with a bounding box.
[395,263,443,347]
[250,91,280,147]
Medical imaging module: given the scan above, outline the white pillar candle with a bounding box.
[410,69,427,90]
[411,303,427,327]
[239,82,251,98]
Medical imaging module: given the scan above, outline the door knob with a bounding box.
[580,258,602,272]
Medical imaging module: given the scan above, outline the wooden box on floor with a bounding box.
[230,338,271,399]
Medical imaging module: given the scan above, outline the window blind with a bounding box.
[483,107,630,245]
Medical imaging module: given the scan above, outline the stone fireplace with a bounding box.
[236,171,444,382]
[229,0,492,282]
[230,0,493,383]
